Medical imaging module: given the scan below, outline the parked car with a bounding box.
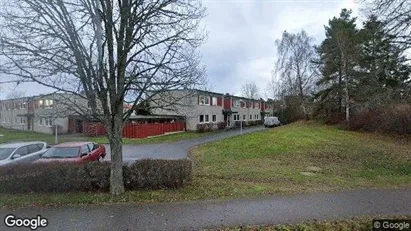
[34,142,106,164]
[264,116,281,127]
[0,142,49,167]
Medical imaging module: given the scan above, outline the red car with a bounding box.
[35,142,106,164]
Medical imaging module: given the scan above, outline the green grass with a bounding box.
[0,121,410,208]
[191,121,411,197]
[0,126,219,145]
[211,215,411,231]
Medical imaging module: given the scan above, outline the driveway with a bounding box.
[1,188,410,230]
[104,126,266,162]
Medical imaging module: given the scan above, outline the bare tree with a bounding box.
[6,90,26,100]
[241,82,260,99]
[275,30,316,120]
[0,0,206,195]
[365,0,411,50]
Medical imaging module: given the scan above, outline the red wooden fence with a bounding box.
[83,121,185,139]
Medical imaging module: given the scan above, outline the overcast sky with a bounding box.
[0,0,360,100]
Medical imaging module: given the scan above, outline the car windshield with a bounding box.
[42,147,79,158]
[0,148,15,160]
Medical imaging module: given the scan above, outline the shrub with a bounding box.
[217,121,226,130]
[234,121,241,127]
[204,123,213,132]
[124,159,192,189]
[0,162,111,193]
[348,104,411,135]
[196,123,206,133]
[0,159,192,193]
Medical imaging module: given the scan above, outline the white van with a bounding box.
[264,117,281,127]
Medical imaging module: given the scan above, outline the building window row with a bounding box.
[39,118,53,126]
[233,114,259,121]
[199,114,218,123]
[199,95,218,106]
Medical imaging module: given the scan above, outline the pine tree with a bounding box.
[314,9,360,121]
[356,15,411,107]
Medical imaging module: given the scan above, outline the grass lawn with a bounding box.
[0,121,410,208]
[211,215,411,231]
[0,126,219,145]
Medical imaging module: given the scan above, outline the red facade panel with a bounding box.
[217,97,223,106]
[223,96,231,109]
[119,122,185,139]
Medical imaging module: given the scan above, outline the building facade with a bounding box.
[151,89,269,131]
[0,93,87,134]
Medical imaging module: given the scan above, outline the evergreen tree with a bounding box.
[314,9,360,121]
[356,15,411,107]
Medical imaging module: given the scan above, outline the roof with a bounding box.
[128,114,185,120]
[54,142,91,147]
[0,141,46,148]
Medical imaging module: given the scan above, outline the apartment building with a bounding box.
[151,89,269,131]
[0,93,88,134]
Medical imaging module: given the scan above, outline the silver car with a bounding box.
[0,142,49,167]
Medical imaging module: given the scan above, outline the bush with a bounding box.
[217,121,226,130]
[196,123,213,132]
[348,104,411,135]
[124,159,192,189]
[0,159,192,193]
[196,123,206,133]
[204,123,213,132]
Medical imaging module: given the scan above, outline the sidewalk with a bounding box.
[1,188,410,231]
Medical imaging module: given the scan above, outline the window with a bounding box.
[233,100,241,108]
[255,102,260,109]
[87,143,96,152]
[44,118,53,127]
[199,115,204,123]
[39,118,43,126]
[233,114,240,121]
[28,144,41,154]
[199,95,210,105]
[80,145,90,155]
[14,146,28,157]
[15,117,17,123]
[212,115,217,122]
[205,115,209,122]
[243,115,246,120]
[45,99,54,108]
[212,97,217,106]
[250,115,252,120]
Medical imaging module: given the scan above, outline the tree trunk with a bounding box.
[108,116,125,195]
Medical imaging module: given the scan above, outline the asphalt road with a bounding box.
[1,188,410,230]
[104,126,266,162]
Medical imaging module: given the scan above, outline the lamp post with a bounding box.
[239,100,243,135]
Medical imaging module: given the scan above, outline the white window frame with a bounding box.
[212,115,217,122]
[39,118,43,126]
[212,97,217,106]
[199,115,204,123]
[234,100,241,108]
[199,95,210,106]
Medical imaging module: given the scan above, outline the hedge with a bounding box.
[0,159,192,193]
